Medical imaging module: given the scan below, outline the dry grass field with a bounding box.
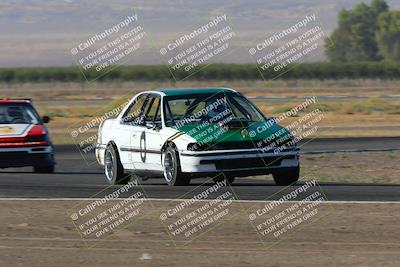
[1,79,399,143]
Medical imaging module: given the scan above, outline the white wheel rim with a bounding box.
[163,152,175,182]
[105,149,114,181]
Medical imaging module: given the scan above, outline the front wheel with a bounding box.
[163,146,190,186]
[272,167,299,186]
[104,144,130,185]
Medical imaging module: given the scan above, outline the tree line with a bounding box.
[325,0,400,62]
[1,62,400,83]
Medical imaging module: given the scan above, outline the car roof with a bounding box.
[156,87,236,96]
[0,98,32,104]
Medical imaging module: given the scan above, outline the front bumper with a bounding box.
[0,146,54,168]
[179,146,299,176]
[95,145,106,165]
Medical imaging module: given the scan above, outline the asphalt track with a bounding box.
[0,137,399,201]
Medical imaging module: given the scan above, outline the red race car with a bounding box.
[0,98,55,172]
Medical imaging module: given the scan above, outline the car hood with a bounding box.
[0,124,31,137]
[177,121,293,145]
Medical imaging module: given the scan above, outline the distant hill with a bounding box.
[0,0,399,67]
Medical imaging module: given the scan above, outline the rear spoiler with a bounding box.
[1,98,32,103]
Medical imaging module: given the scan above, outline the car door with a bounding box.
[118,93,147,171]
[134,94,164,173]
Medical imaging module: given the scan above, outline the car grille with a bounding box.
[200,155,294,170]
[195,141,259,151]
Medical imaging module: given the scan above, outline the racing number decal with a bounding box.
[139,131,146,163]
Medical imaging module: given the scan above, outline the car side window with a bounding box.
[144,96,161,126]
[121,94,147,125]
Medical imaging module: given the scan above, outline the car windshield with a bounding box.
[0,104,40,124]
[163,92,265,127]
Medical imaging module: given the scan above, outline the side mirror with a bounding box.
[42,116,51,123]
[145,122,156,130]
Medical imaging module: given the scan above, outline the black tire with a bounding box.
[272,167,300,186]
[33,165,55,173]
[104,143,130,185]
[213,175,235,185]
[163,146,189,186]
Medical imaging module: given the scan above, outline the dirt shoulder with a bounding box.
[0,200,399,267]
[300,151,400,184]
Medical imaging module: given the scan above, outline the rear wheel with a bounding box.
[272,167,299,186]
[163,146,189,186]
[104,143,130,185]
[33,153,55,173]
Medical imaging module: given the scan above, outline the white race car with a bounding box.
[96,88,299,186]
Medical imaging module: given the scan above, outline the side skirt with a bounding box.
[124,169,164,178]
